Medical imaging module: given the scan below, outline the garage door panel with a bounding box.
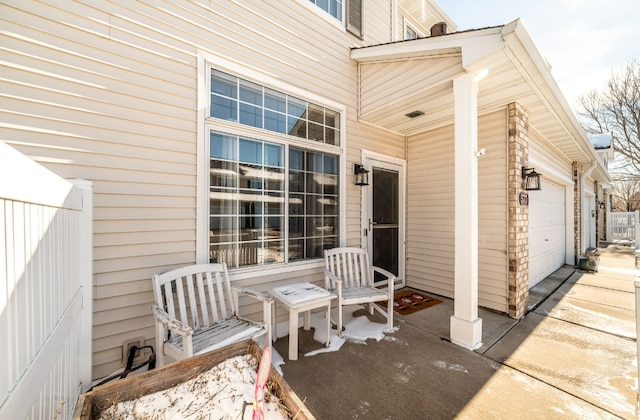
[529,180,566,287]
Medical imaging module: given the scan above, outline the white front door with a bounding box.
[363,153,405,288]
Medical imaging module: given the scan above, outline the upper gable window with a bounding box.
[308,0,362,39]
[403,18,423,40]
[405,25,418,40]
[211,70,340,146]
[309,0,342,21]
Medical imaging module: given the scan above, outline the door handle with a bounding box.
[368,218,378,231]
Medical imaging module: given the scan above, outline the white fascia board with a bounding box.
[350,26,503,63]
[503,21,606,172]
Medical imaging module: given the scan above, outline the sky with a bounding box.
[436,0,640,110]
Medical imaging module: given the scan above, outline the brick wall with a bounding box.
[507,103,530,318]
[572,162,582,263]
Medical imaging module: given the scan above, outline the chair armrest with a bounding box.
[151,303,193,337]
[323,268,343,293]
[232,286,274,305]
[230,286,273,346]
[372,266,396,292]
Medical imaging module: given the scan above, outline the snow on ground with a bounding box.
[272,304,396,365]
[93,304,394,418]
[598,265,640,276]
[97,354,287,419]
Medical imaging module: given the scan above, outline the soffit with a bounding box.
[351,21,610,181]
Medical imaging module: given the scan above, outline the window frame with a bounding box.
[197,51,347,274]
[298,0,363,39]
[403,18,424,40]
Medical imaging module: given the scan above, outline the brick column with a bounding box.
[507,103,529,319]
[573,162,582,263]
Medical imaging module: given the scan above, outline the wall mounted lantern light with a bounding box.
[599,201,606,209]
[521,166,542,191]
[354,163,370,186]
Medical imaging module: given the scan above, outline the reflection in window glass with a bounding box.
[288,148,339,261]
[210,133,285,268]
[210,132,237,160]
[209,135,339,266]
[239,79,262,105]
[208,70,342,268]
[239,103,262,128]
[210,69,340,146]
[239,139,262,164]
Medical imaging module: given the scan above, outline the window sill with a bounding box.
[229,259,325,281]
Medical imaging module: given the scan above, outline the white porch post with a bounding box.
[450,72,483,349]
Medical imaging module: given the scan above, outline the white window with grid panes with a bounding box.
[206,68,343,269]
[308,0,342,21]
[403,18,423,40]
[305,0,362,38]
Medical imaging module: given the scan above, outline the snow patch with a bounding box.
[97,355,287,419]
[433,360,468,373]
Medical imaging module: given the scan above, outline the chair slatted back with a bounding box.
[152,263,236,331]
[324,247,373,289]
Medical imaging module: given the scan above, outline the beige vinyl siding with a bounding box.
[406,110,508,312]
[529,127,573,182]
[363,0,393,44]
[346,124,405,246]
[407,124,454,296]
[396,8,435,39]
[477,110,509,312]
[397,0,455,39]
[359,57,464,120]
[0,0,403,378]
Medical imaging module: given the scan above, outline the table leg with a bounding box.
[303,310,311,330]
[289,308,298,361]
[272,301,277,343]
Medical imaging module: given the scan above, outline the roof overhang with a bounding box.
[351,19,611,183]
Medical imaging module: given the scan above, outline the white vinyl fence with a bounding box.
[608,211,639,242]
[0,141,92,419]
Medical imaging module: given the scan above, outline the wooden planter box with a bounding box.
[73,340,313,419]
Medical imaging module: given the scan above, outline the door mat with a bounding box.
[380,289,442,315]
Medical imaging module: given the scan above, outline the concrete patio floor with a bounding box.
[272,245,638,419]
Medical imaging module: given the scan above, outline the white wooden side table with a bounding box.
[270,282,336,361]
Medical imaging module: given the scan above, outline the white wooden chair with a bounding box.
[151,263,272,367]
[323,247,395,337]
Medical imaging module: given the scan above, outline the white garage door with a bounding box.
[529,180,566,287]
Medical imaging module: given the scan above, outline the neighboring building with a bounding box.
[590,133,614,242]
[0,0,610,380]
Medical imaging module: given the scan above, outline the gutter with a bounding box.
[502,21,607,171]
[583,160,597,179]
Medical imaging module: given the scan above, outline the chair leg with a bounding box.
[338,304,344,338]
[386,296,394,332]
[156,343,165,367]
[155,326,165,367]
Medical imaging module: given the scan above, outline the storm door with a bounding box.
[364,155,405,288]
